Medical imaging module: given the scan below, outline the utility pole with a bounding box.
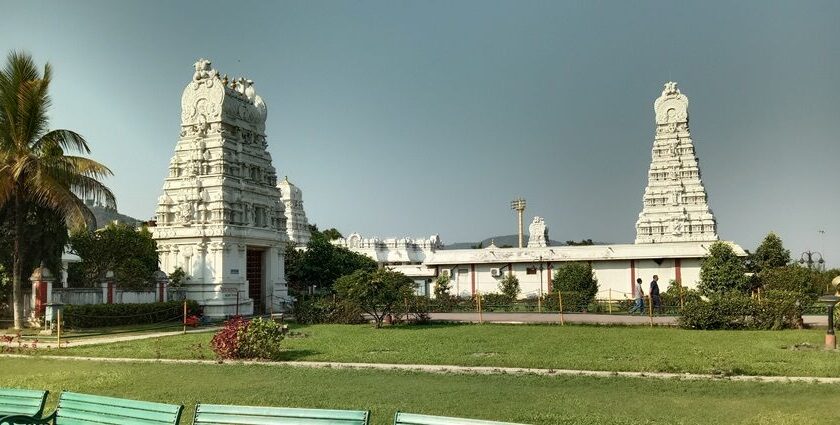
[511,198,526,248]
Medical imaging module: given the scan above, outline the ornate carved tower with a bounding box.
[635,82,718,244]
[152,59,289,316]
[278,176,311,247]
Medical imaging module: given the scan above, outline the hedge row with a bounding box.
[679,290,809,330]
[62,300,200,328]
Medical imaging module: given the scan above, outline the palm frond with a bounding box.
[33,129,92,154]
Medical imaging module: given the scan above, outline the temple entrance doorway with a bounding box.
[246,248,265,315]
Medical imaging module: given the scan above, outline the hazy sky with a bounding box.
[3,1,839,266]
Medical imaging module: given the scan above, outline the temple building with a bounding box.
[332,234,443,294]
[152,59,289,316]
[635,82,718,243]
[278,176,311,247]
[336,83,745,299]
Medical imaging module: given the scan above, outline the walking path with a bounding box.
[2,353,839,384]
[0,327,217,349]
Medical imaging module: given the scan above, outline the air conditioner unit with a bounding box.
[490,268,501,278]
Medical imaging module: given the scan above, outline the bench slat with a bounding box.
[0,388,48,418]
[56,392,182,425]
[394,413,527,425]
[194,404,369,425]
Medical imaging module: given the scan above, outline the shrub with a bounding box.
[678,295,754,330]
[551,263,598,311]
[480,293,514,311]
[62,300,199,328]
[334,269,415,328]
[391,295,432,324]
[238,317,286,360]
[498,275,520,302]
[292,295,365,324]
[752,290,807,330]
[760,265,823,304]
[211,316,286,360]
[660,280,702,311]
[210,316,248,359]
[168,267,188,288]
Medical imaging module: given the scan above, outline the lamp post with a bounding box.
[799,250,825,271]
[818,294,839,350]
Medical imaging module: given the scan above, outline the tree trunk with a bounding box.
[12,191,23,330]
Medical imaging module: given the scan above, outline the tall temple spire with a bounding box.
[635,82,718,244]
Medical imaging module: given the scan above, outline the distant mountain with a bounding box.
[445,234,567,249]
[86,202,141,229]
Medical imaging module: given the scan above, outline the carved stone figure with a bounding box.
[179,201,193,225]
[527,217,549,248]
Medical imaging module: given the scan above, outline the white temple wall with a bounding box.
[635,259,677,291]
[429,257,707,301]
[591,261,632,298]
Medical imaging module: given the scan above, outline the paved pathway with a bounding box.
[3,353,839,384]
[0,327,217,350]
[429,312,829,327]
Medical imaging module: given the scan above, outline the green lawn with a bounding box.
[50,323,840,377]
[0,357,837,425]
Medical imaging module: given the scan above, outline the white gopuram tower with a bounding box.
[153,59,289,316]
[635,82,718,244]
[278,176,311,247]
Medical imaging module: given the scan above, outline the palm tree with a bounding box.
[0,51,115,329]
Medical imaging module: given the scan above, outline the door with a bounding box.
[246,248,265,315]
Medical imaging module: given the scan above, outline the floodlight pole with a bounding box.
[511,198,527,248]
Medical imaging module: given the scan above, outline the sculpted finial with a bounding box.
[662,81,680,96]
[193,58,215,81]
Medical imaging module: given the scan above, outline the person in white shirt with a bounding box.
[629,278,645,314]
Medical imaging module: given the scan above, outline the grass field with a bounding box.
[0,357,837,425]
[50,323,840,377]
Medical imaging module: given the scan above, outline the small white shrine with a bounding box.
[152,59,289,316]
[278,176,311,247]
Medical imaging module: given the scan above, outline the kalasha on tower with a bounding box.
[635,82,718,244]
[152,59,289,317]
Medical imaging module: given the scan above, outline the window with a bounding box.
[526,267,537,275]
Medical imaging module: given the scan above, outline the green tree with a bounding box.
[752,232,791,272]
[334,268,415,328]
[698,241,748,295]
[168,266,188,288]
[565,239,594,246]
[551,262,598,310]
[0,201,68,293]
[0,52,114,329]
[69,222,156,288]
[498,274,521,301]
[761,265,823,301]
[321,228,343,241]
[433,273,452,299]
[284,226,377,294]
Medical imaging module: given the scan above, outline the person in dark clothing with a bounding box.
[650,275,662,314]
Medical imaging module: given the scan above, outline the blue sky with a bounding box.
[3,0,839,265]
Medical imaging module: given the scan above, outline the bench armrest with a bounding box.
[0,414,53,425]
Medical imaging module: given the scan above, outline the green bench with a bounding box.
[2,391,183,425]
[0,388,48,423]
[394,412,527,425]
[194,403,370,424]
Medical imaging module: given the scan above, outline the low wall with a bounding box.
[52,288,102,305]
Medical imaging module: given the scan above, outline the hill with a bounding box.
[86,203,141,229]
[445,234,566,249]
